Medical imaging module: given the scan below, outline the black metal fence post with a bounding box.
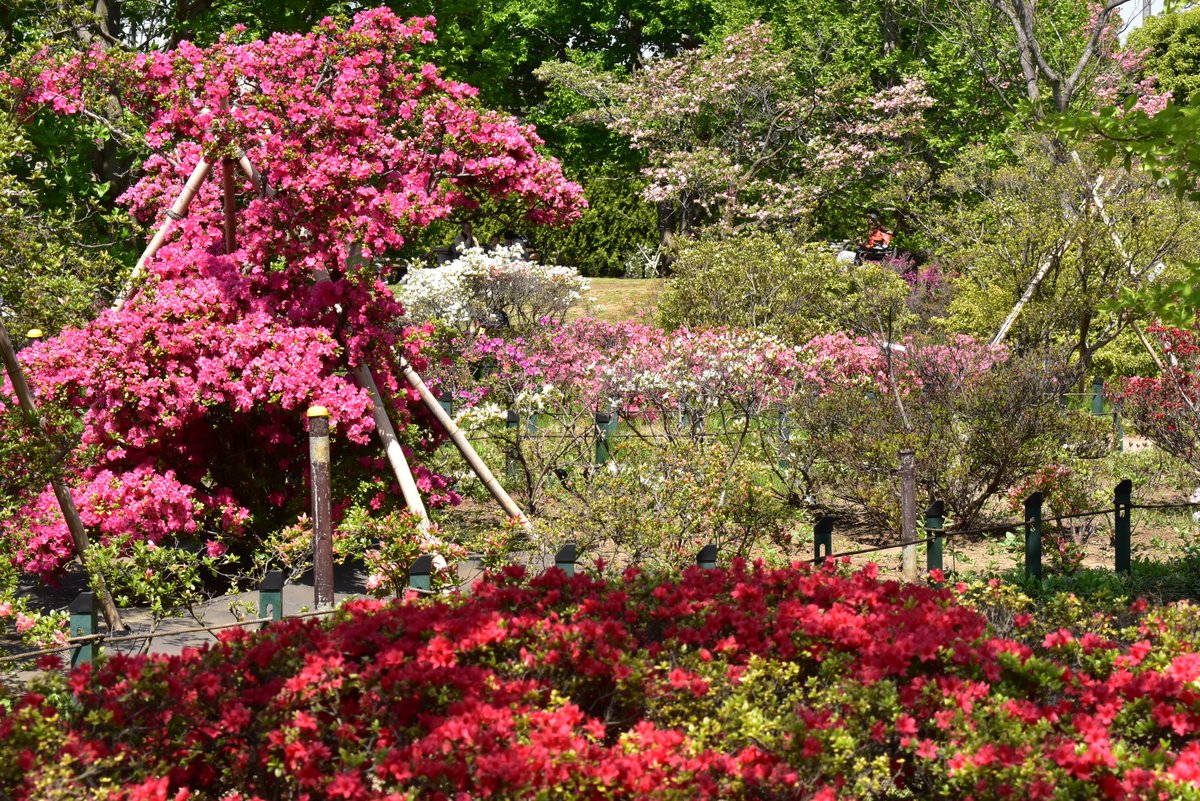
[1115,479,1132,575]
[1024,492,1043,582]
[555,543,577,576]
[925,500,945,575]
[408,554,435,593]
[69,591,97,668]
[258,569,284,628]
[813,516,834,565]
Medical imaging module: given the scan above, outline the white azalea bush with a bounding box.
[397,246,590,332]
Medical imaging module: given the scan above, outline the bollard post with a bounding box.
[595,410,618,465]
[555,543,577,576]
[925,500,945,575]
[258,569,284,628]
[69,592,97,668]
[1024,491,1043,582]
[408,554,435,593]
[697,543,718,569]
[813,516,834,565]
[307,406,334,610]
[505,410,520,481]
[900,449,917,581]
[1091,377,1105,416]
[1115,479,1132,575]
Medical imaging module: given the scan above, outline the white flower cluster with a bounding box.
[397,246,590,331]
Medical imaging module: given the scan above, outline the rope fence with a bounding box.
[5,481,1197,673]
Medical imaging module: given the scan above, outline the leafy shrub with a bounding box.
[6,562,1200,799]
[542,441,792,571]
[657,233,890,342]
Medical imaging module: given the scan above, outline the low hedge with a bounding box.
[3,562,1200,800]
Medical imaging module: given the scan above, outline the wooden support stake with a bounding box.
[222,158,237,254]
[113,157,212,311]
[352,363,431,530]
[307,406,334,610]
[398,354,532,530]
[0,320,124,631]
[900,449,917,581]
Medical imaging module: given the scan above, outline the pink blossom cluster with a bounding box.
[462,319,1006,419]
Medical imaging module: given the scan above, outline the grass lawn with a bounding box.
[576,277,665,323]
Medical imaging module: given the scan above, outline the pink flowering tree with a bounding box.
[536,23,932,238]
[0,9,584,583]
[1116,324,1200,474]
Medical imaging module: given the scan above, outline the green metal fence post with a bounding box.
[595,410,618,465]
[258,569,284,629]
[408,554,435,594]
[1115,479,1133,575]
[555,543,577,576]
[697,543,718,569]
[69,592,97,668]
[813,516,834,565]
[925,500,945,576]
[1024,491,1044,583]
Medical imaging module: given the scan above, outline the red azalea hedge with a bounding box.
[4,562,1200,800]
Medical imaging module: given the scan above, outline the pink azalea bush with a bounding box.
[0,9,584,580]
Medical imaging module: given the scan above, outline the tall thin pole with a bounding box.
[900,449,917,580]
[222,157,237,254]
[0,323,124,631]
[307,406,334,609]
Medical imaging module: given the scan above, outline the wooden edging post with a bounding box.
[0,323,124,631]
[308,406,334,610]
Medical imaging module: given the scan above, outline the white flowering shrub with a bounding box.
[398,246,590,332]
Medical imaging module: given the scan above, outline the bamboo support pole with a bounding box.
[113,157,212,311]
[396,354,532,530]
[352,363,431,528]
[234,150,274,198]
[0,323,124,631]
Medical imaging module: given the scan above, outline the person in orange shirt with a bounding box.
[865,214,892,249]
